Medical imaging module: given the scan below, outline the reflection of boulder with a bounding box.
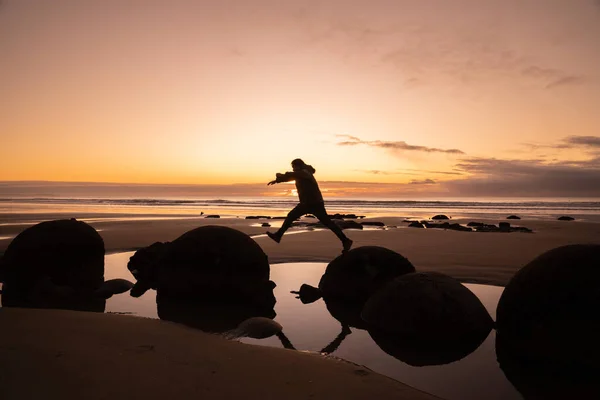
[496,245,600,399]
[321,296,490,366]
[128,226,275,310]
[361,272,493,339]
[157,293,276,334]
[0,219,132,311]
[318,246,415,304]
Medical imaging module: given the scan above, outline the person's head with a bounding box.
[291,158,305,171]
[291,158,316,174]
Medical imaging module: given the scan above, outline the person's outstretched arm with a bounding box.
[267,170,310,185]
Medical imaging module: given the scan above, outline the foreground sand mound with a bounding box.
[0,308,439,400]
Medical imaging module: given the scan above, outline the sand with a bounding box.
[2,213,599,400]
[0,307,439,400]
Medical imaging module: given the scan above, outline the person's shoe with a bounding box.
[266,231,281,243]
[342,239,353,253]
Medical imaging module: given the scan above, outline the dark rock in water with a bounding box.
[511,226,533,233]
[205,215,221,218]
[361,272,494,340]
[245,216,271,220]
[496,245,600,398]
[291,284,323,304]
[507,215,521,220]
[127,226,275,309]
[329,214,344,220]
[467,221,485,227]
[557,216,575,221]
[432,215,450,220]
[318,246,415,304]
[449,223,472,232]
[408,222,424,228]
[0,219,132,311]
[360,221,385,227]
[499,222,511,231]
[271,216,286,220]
[261,223,271,227]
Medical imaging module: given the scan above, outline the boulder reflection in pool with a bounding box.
[319,298,491,366]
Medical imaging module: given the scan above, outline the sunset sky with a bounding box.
[1,0,600,197]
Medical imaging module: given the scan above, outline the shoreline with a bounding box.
[2,214,599,286]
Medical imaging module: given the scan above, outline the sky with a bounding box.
[1,0,600,197]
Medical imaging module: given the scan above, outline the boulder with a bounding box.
[318,246,415,304]
[127,226,275,309]
[507,215,521,220]
[360,221,385,227]
[0,219,131,311]
[205,215,221,218]
[499,222,511,231]
[361,272,493,340]
[557,216,575,221]
[408,222,424,228]
[431,215,450,220]
[261,223,271,227]
[496,244,600,397]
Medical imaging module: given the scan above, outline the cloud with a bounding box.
[442,156,600,196]
[409,179,436,185]
[564,135,600,147]
[337,136,465,154]
[356,168,463,176]
[521,66,585,89]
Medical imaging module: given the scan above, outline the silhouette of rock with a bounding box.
[128,226,275,309]
[499,222,511,231]
[245,216,271,220]
[156,293,276,334]
[432,215,450,220]
[507,215,521,220]
[467,221,485,227]
[360,221,385,227]
[261,223,271,227]
[205,215,221,218]
[0,219,132,311]
[496,245,600,398]
[427,222,471,232]
[318,246,415,304]
[557,216,575,221]
[362,272,493,340]
[408,222,424,228]
[369,327,490,367]
[290,283,323,304]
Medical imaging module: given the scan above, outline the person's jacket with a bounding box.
[275,168,324,205]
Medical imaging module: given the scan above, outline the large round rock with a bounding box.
[318,246,415,304]
[496,245,600,398]
[362,272,493,340]
[0,219,106,310]
[128,226,274,308]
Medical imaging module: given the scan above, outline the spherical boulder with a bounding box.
[496,245,600,397]
[128,225,275,308]
[318,246,415,304]
[0,219,130,311]
[361,272,493,340]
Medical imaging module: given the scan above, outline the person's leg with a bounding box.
[267,203,307,243]
[311,203,353,252]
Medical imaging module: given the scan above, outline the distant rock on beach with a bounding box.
[557,216,575,221]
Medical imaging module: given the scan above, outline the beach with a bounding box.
[2,214,598,286]
[1,211,599,399]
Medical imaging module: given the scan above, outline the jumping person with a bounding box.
[266,158,353,253]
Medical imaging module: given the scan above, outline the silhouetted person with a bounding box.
[267,158,353,253]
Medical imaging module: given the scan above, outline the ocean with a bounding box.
[2,196,600,223]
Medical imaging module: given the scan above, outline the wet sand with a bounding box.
[2,214,598,286]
